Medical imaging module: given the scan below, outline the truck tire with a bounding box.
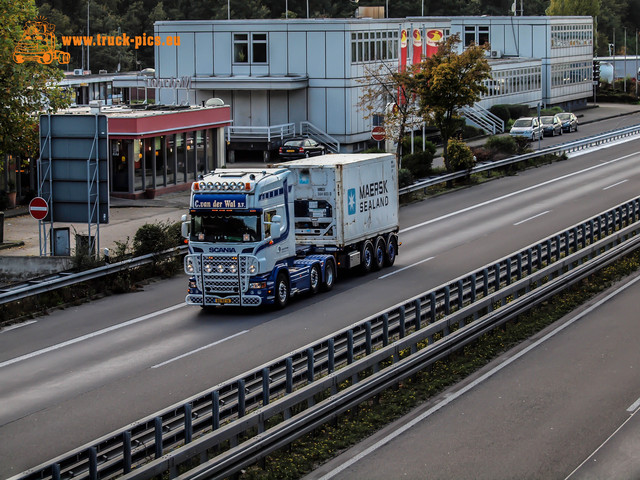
[384,235,398,267]
[322,259,336,291]
[360,240,374,274]
[275,272,290,308]
[309,264,321,294]
[373,236,386,271]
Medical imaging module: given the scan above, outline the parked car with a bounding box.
[509,117,543,141]
[540,115,563,137]
[555,112,578,132]
[279,138,326,159]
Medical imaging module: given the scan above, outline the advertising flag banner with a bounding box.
[426,29,443,58]
[398,29,408,104]
[412,28,422,64]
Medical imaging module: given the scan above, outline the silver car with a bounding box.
[509,117,543,141]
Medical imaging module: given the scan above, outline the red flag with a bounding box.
[412,28,422,64]
[426,29,443,58]
[398,29,408,104]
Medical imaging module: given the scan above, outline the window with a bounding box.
[478,26,489,47]
[350,30,399,64]
[233,33,268,64]
[464,26,475,47]
[465,25,489,47]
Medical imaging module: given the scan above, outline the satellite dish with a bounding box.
[205,98,225,107]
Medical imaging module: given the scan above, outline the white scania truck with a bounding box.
[182,153,399,308]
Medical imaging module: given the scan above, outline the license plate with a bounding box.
[286,149,296,153]
[215,298,232,304]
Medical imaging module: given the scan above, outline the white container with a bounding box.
[279,154,399,248]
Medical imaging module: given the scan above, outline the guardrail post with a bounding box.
[443,286,450,315]
[429,292,436,323]
[347,330,354,364]
[618,206,623,229]
[494,263,501,291]
[457,279,464,309]
[589,219,594,244]
[537,244,543,269]
[123,431,132,474]
[483,268,489,296]
[365,322,372,355]
[470,274,476,304]
[262,368,270,406]
[212,391,220,431]
[328,338,335,373]
[516,253,522,280]
[399,306,406,338]
[185,403,193,444]
[238,379,246,417]
[506,258,512,285]
[382,314,389,346]
[89,447,97,480]
[554,235,561,261]
[286,357,293,393]
[154,417,163,459]
[526,248,532,276]
[564,231,570,257]
[546,239,552,264]
[307,347,315,382]
[52,464,61,480]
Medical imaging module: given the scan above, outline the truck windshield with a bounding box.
[191,213,260,243]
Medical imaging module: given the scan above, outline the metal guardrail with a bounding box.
[225,123,296,143]
[0,246,187,307]
[399,123,640,195]
[14,195,640,480]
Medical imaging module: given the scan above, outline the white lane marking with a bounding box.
[0,303,187,369]
[514,210,550,226]
[627,397,640,413]
[603,179,628,190]
[565,405,639,479]
[319,271,640,480]
[378,257,434,279]
[399,152,638,234]
[151,330,250,368]
[0,320,37,333]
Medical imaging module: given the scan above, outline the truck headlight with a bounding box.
[216,264,225,273]
[249,281,267,289]
[248,264,257,274]
[229,264,237,273]
[186,260,194,274]
[204,262,213,273]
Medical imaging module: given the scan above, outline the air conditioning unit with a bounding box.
[490,50,502,58]
[73,69,83,75]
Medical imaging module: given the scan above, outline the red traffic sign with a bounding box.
[371,126,386,142]
[29,197,49,220]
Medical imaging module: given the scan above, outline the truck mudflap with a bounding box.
[184,253,263,307]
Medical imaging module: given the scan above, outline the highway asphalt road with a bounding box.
[311,273,640,480]
[2,120,640,477]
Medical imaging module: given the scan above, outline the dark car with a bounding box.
[279,138,326,159]
[555,112,578,133]
[540,115,563,137]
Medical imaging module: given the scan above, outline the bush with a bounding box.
[507,104,530,120]
[485,135,517,155]
[470,146,493,163]
[447,138,475,172]
[401,136,437,155]
[398,168,414,188]
[489,104,510,124]
[401,149,435,179]
[363,147,386,153]
[540,106,563,116]
[133,220,182,256]
[462,125,485,139]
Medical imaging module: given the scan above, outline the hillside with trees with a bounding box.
[34,0,636,73]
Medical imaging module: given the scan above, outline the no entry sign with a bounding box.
[29,197,49,220]
[371,126,386,141]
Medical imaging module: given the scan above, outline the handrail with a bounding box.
[399,123,640,195]
[13,195,640,480]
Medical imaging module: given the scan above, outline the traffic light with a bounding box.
[593,60,600,83]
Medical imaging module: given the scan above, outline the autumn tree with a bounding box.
[415,34,490,172]
[357,61,421,161]
[0,0,71,185]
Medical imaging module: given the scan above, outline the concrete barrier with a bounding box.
[0,256,74,283]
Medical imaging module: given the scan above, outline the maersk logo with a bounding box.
[347,188,356,215]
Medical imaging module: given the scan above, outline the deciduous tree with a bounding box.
[415,34,490,172]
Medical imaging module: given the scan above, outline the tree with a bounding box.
[415,34,490,172]
[0,0,71,182]
[357,61,421,162]
[546,0,600,17]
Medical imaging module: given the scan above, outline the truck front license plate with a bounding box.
[215,298,232,304]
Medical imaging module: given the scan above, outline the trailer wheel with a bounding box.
[384,236,398,267]
[373,237,386,271]
[360,241,374,274]
[322,259,336,291]
[309,264,321,294]
[275,272,290,309]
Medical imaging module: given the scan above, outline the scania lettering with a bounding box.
[182,154,400,308]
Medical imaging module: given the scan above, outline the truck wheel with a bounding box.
[373,237,386,271]
[309,264,321,294]
[322,259,336,291]
[275,273,290,308]
[384,236,397,267]
[360,241,374,274]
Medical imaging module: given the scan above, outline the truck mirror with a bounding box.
[181,214,189,239]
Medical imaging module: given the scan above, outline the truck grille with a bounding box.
[184,253,258,294]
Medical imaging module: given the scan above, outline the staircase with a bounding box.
[300,122,341,153]
[461,104,504,135]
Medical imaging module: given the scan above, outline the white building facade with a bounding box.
[154,16,593,153]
